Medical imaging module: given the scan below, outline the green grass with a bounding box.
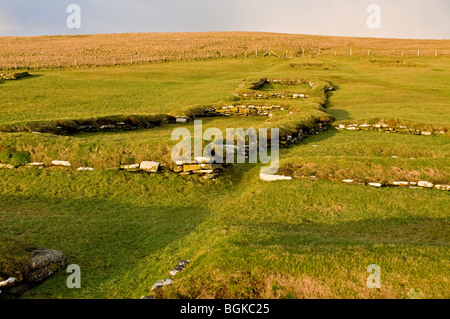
[0,55,449,299]
[1,57,449,126]
[0,168,448,299]
[279,129,450,184]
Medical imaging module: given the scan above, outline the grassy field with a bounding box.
[1,32,450,68]
[0,35,449,299]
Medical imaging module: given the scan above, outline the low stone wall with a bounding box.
[0,114,176,135]
[249,78,312,89]
[120,159,226,179]
[192,104,284,118]
[341,179,450,191]
[280,121,332,147]
[233,78,316,100]
[335,123,447,136]
[234,92,310,100]
[264,173,450,191]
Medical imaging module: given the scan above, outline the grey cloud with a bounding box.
[0,0,448,39]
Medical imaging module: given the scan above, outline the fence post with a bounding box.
[350,49,352,57]
[15,62,17,70]
[113,57,116,66]
[302,48,304,57]
[402,50,404,57]
[335,49,337,56]
[417,50,420,57]
[179,53,181,61]
[368,49,370,56]
[75,58,77,67]
[435,50,438,57]
[255,50,258,57]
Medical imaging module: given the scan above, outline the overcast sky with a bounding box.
[0,0,448,39]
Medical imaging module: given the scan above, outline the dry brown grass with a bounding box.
[156,270,400,299]
[1,32,450,69]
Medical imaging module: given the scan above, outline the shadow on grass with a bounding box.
[245,216,449,248]
[0,193,211,298]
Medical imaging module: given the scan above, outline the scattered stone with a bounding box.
[120,164,140,171]
[76,167,94,171]
[51,160,71,167]
[391,181,409,187]
[0,163,15,169]
[418,181,434,188]
[151,279,174,291]
[183,164,202,172]
[368,183,383,188]
[203,173,218,179]
[176,117,189,123]
[169,260,190,276]
[26,162,44,169]
[140,161,161,173]
[420,131,432,136]
[140,295,154,299]
[259,174,292,182]
[342,179,354,184]
[27,248,67,282]
[173,166,184,173]
[194,157,212,164]
[200,164,223,170]
[0,277,16,288]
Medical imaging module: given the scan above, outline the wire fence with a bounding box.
[1,48,449,71]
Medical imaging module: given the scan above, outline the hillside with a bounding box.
[1,32,450,69]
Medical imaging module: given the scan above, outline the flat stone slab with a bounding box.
[169,260,190,276]
[52,160,71,167]
[418,181,434,188]
[260,174,292,182]
[391,181,409,187]
[176,117,189,123]
[151,279,173,291]
[0,277,16,288]
[140,161,161,172]
[27,248,67,282]
[26,162,44,168]
[368,183,383,188]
